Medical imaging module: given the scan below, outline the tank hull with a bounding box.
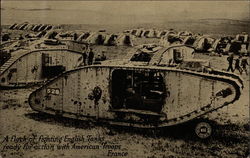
[28,65,242,128]
[0,48,83,88]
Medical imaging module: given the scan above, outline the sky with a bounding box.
[1,1,249,25]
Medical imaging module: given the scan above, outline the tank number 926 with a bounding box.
[46,88,60,95]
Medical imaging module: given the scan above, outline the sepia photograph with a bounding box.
[0,0,249,158]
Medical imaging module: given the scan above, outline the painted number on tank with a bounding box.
[46,88,60,95]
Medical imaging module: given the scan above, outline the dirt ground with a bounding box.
[0,38,249,158]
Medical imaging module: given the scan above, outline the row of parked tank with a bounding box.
[8,22,57,32]
[4,23,134,47]
[126,28,250,55]
[31,30,135,46]
[5,23,249,55]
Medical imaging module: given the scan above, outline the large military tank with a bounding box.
[0,40,86,88]
[28,45,243,138]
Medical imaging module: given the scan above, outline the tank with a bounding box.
[28,48,243,138]
[0,40,86,88]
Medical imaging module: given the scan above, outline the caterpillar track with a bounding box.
[28,63,243,129]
